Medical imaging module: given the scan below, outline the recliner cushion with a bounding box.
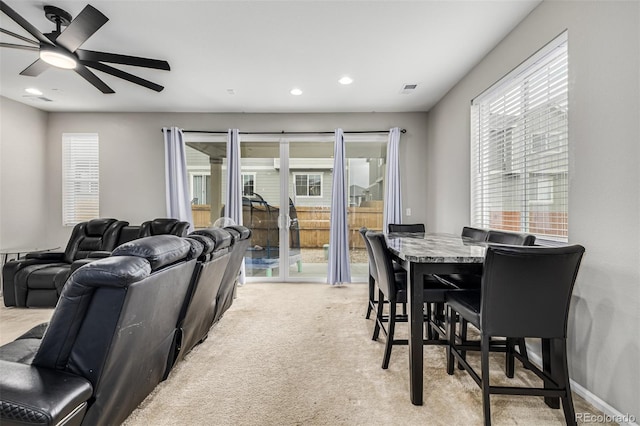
[112,235,199,271]
[225,225,251,240]
[191,228,232,251]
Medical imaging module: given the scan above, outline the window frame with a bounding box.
[241,172,256,197]
[470,31,569,243]
[189,171,211,205]
[62,133,100,226]
[293,172,323,198]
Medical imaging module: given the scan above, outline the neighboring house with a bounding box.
[186,146,385,210]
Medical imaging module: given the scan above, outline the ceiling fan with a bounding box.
[0,1,170,93]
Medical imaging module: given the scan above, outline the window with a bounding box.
[471,32,568,242]
[62,133,99,226]
[190,173,211,205]
[242,173,256,196]
[294,173,322,197]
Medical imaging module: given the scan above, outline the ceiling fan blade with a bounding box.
[0,1,53,46]
[19,58,50,76]
[1,27,38,45]
[0,41,39,51]
[76,49,170,70]
[55,5,108,52]
[83,61,164,92]
[75,63,115,94]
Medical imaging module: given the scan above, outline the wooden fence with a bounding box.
[191,203,383,248]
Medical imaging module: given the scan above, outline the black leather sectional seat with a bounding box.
[2,218,128,307]
[2,218,190,308]
[0,226,250,426]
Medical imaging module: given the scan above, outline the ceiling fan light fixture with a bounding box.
[40,48,77,69]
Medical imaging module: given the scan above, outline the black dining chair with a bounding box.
[486,229,536,246]
[461,226,489,241]
[436,227,535,368]
[445,244,585,426]
[359,227,382,320]
[365,231,454,368]
[388,223,425,233]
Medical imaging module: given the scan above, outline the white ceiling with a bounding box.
[0,0,541,113]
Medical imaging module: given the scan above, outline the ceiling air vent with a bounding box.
[400,83,418,94]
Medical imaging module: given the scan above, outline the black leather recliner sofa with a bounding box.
[2,218,128,307]
[0,235,203,426]
[214,225,252,324]
[0,226,251,425]
[2,218,190,308]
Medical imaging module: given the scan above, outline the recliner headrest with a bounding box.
[86,218,119,236]
[186,235,215,257]
[112,235,199,270]
[140,218,190,237]
[71,256,152,288]
[225,225,251,240]
[190,228,232,251]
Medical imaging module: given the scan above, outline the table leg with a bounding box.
[407,262,423,405]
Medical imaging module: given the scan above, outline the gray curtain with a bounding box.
[225,128,245,283]
[327,129,351,285]
[383,127,402,232]
[163,127,194,229]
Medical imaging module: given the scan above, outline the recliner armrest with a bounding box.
[87,251,112,258]
[24,252,65,261]
[0,360,92,426]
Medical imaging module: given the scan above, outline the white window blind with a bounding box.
[62,133,99,226]
[471,32,568,242]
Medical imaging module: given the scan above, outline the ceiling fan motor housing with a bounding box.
[44,5,72,27]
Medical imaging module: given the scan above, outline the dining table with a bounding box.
[384,232,486,406]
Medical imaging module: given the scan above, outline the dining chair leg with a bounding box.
[458,318,468,370]
[446,305,456,375]
[481,334,492,426]
[366,274,375,319]
[505,338,515,378]
[554,338,577,426]
[517,338,529,368]
[426,303,433,339]
[382,302,396,369]
[372,289,385,341]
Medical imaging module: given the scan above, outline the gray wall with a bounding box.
[37,112,428,247]
[425,0,639,419]
[0,97,49,249]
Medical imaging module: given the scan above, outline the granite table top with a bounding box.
[385,232,487,263]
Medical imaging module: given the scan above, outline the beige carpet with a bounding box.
[1,285,612,425]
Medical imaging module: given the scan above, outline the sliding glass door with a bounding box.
[184,133,387,283]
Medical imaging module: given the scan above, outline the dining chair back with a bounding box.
[461,226,488,242]
[446,244,585,425]
[387,223,425,233]
[486,230,535,246]
[365,232,398,301]
[360,227,379,319]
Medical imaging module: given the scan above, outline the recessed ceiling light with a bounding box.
[290,88,303,96]
[25,88,43,96]
[338,76,353,85]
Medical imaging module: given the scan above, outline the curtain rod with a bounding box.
[175,129,406,135]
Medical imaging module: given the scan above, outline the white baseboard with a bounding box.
[526,350,638,426]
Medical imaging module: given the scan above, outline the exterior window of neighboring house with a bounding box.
[191,173,210,205]
[294,173,322,197]
[62,133,99,226]
[242,173,256,196]
[471,31,568,242]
